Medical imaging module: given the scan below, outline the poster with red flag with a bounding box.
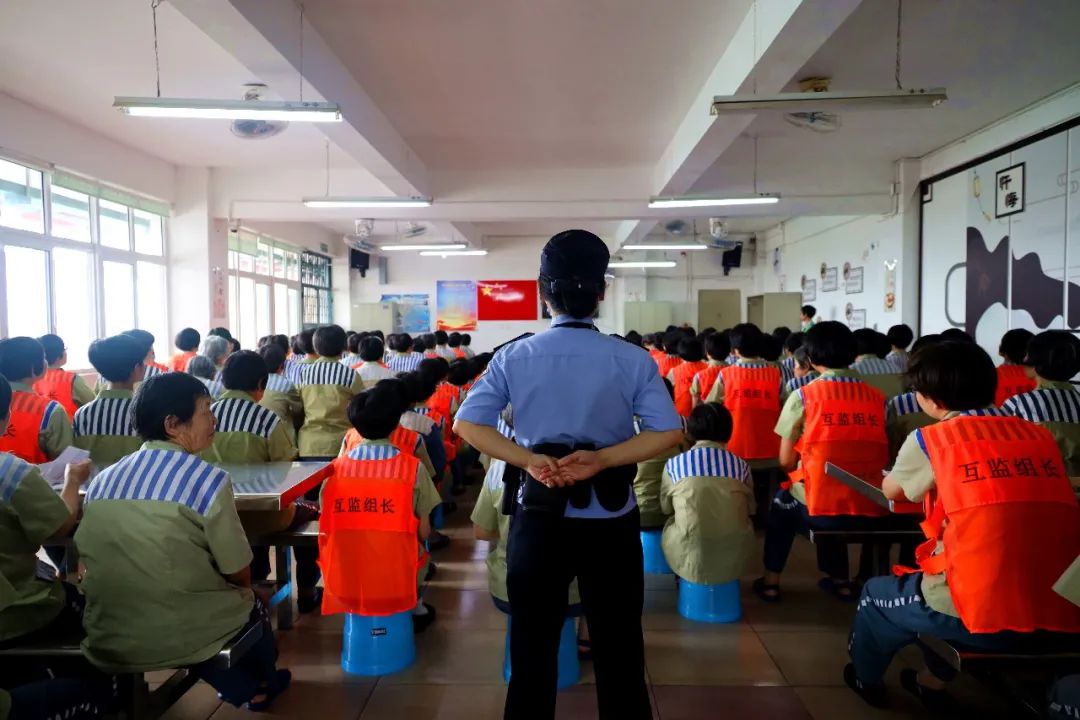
[477,280,539,321]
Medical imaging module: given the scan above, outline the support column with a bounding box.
[169,167,229,337]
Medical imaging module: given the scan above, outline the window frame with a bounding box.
[227,229,304,343]
[0,157,170,369]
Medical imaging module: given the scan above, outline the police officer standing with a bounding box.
[455,230,683,720]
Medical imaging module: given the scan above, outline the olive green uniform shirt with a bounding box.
[0,456,69,643]
[634,442,687,529]
[259,375,304,444]
[850,356,906,399]
[885,394,937,466]
[202,391,297,464]
[659,441,756,585]
[298,357,365,457]
[773,368,865,506]
[10,382,73,461]
[72,388,143,468]
[689,360,726,404]
[75,441,254,672]
[470,458,580,605]
[71,374,96,408]
[1003,379,1080,479]
[1054,554,1080,608]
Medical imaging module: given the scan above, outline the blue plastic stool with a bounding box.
[640,529,672,574]
[431,503,445,530]
[503,616,580,688]
[341,611,416,676]
[677,578,742,623]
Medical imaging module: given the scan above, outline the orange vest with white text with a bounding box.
[0,391,54,464]
[319,451,426,616]
[995,364,1036,407]
[916,414,1080,634]
[33,368,77,419]
[694,365,723,404]
[721,364,783,459]
[670,361,707,418]
[342,426,421,458]
[797,378,888,516]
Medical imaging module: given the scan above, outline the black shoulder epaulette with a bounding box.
[492,332,534,355]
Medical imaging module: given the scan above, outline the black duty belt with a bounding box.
[504,442,634,515]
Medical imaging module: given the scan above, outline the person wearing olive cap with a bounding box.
[455,229,684,720]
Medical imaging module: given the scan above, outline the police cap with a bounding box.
[540,229,609,293]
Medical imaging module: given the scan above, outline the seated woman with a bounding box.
[633,378,688,529]
[660,403,754,586]
[187,354,224,399]
[75,373,290,711]
[847,340,1080,710]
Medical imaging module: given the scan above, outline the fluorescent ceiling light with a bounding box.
[303,196,432,209]
[710,88,947,114]
[648,195,779,209]
[114,97,342,122]
[623,244,709,251]
[380,243,466,252]
[608,261,677,269]
[418,250,488,257]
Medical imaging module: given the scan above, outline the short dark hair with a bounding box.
[678,338,705,363]
[400,371,437,404]
[393,334,414,353]
[89,335,146,382]
[1025,330,1080,382]
[804,321,857,369]
[473,352,493,374]
[0,337,47,381]
[346,333,363,354]
[854,329,887,359]
[175,328,201,352]
[447,359,473,386]
[910,333,942,354]
[359,337,384,363]
[0,376,11,421]
[448,332,462,348]
[801,305,817,318]
[940,328,974,344]
[772,327,792,344]
[461,334,472,346]
[347,384,409,440]
[298,329,315,355]
[624,330,642,347]
[907,341,995,411]
[35,334,65,365]
[705,332,731,361]
[413,336,427,353]
[208,327,234,342]
[999,328,1035,365]
[539,273,602,320]
[122,329,155,356]
[313,325,347,357]
[132,373,210,441]
[662,331,684,355]
[434,330,449,345]
[371,330,385,341]
[729,323,764,358]
[687,402,733,444]
[271,335,289,352]
[759,334,782,362]
[259,344,287,375]
[221,350,269,393]
[886,324,914,350]
[793,345,812,370]
[419,357,449,383]
[422,333,437,349]
[783,331,804,355]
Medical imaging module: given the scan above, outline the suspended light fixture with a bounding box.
[608,261,677,269]
[304,197,432,208]
[622,244,709,251]
[381,243,466,251]
[648,196,778,209]
[419,250,488,257]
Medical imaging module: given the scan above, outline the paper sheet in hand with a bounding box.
[38,446,91,488]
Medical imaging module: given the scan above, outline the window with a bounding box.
[237,276,257,350]
[52,248,94,369]
[0,156,169,369]
[300,252,332,327]
[226,229,303,346]
[255,240,271,276]
[3,245,48,337]
[0,159,44,234]
[272,247,286,279]
[256,283,272,341]
[274,282,289,335]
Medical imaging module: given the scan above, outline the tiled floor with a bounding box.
[161,488,1021,719]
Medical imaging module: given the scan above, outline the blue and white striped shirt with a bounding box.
[299,360,358,388]
[387,352,424,375]
[888,391,921,419]
[1002,387,1080,425]
[74,396,137,438]
[211,397,281,438]
[851,356,897,376]
[0,454,34,503]
[665,444,751,486]
[265,374,295,394]
[85,448,231,517]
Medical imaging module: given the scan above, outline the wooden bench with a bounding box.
[248,520,320,630]
[920,634,1080,716]
[0,621,263,720]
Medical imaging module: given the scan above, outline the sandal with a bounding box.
[818,577,857,602]
[247,669,292,712]
[752,577,782,603]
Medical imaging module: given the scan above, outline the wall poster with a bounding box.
[883,260,897,312]
[844,263,864,294]
[821,264,839,292]
[381,293,431,333]
[801,276,817,303]
[477,280,539,321]
[435,280,478,331]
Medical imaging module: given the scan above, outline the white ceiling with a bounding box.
[0,0,1078,248]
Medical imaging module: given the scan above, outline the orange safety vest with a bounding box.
[916,414,1080,634]
[656,355,682,380]
[169,351,197,373]
[797,378,889,516]
[428,385,461,460]
[148,361,170,374]
[318,452,427,616]
[453,348,467,359]
[695,365,723,404]
[721,365,783,460]
[995,364,1036,407]
[33,368,77,419]
[342,425,421,458]
[670,361,708,417]
[0,391,53,464]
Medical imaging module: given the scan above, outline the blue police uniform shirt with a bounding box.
[456,314,683,518]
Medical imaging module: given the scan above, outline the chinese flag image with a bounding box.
[477,280,539,321]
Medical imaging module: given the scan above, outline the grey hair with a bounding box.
[186,355,217,380]
[199,336,230,366]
